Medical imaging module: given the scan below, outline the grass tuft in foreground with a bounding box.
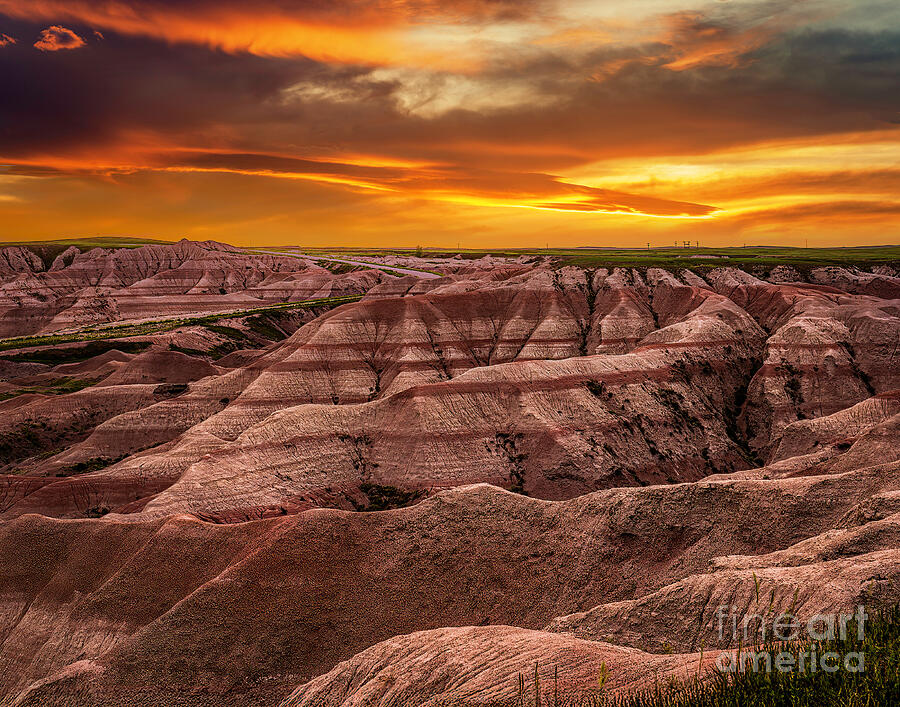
[313,606,900,707]
[602,605,900,706]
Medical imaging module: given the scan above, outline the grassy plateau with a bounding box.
[253,245,900,272]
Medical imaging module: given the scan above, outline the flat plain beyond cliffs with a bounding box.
[0,239,898,706]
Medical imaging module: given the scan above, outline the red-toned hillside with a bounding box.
[0,242,898,705]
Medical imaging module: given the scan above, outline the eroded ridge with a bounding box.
[0,244,898,705]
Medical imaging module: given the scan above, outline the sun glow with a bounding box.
[0,0,897,246]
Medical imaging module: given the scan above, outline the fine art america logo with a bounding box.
[713,605,868,674]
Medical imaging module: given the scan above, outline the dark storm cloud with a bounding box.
[731,199,900,228]
[501,25,900,156]
[749,29,900,119]
[286,27,900,175]
[0,1,897,224]
[1,16,897,168]
[0,30,331,156]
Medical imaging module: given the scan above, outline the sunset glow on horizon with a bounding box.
[1,0,898,248]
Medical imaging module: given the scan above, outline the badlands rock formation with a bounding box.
[0,239,390,337]
[0,242,898,705]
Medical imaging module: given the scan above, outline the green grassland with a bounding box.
[0,236,175,250]
[255,245,900,272]
[551,245,900,271]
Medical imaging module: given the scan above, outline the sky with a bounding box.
[0,0,898,248]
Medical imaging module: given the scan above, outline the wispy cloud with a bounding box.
[0,0,547,67]
[0,0,897,245]
[34,25,86,51]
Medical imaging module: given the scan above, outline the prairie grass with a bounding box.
[265,245,900,272]
[296,606,900,707]
[0,377,96,400]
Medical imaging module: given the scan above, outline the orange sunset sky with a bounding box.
[0,0,898,248]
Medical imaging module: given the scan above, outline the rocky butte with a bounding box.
[0,239,898,705]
